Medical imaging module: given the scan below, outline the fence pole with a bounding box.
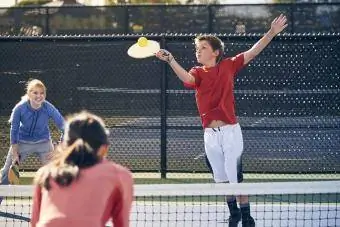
[46,8,50,35]
[290,4,295,34]
[124,5,129,34]
[208,5,212,33]
[160,36,168,179]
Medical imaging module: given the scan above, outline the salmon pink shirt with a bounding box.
[31,159,133,227]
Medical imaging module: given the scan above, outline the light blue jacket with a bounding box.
[10,100,64,144]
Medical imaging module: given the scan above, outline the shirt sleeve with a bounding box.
[30,185,42,227]
[184,67,201,89]
[111,169,134,227]
[231,53,245,75]
[10,105,21,145]
[46,101,65,132]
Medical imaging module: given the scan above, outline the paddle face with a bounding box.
[8,163,20,185]
[127,40,160,59]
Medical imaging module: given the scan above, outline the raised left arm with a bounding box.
[244,14,288,65]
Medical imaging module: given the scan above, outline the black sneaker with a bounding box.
[228,212,241,227]
[242,216,255,227]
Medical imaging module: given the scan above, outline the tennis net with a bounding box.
[0,181,339,227]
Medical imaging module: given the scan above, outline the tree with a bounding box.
[185,0,219,4]
[107,0,178,4]
[16,0,51,6]
[272,0,296,3]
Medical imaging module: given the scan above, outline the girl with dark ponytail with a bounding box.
[31,111,133,227]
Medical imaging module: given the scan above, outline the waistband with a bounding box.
[204,123,239,133]
[18,139,50,144]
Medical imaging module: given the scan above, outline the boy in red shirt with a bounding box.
[31,111,133,227]
[156,14,287,227]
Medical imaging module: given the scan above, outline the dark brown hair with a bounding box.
[34,111,109,190]
[194,35,225,63]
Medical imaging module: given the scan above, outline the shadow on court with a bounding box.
[0,211,30,222]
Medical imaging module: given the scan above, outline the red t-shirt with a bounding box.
[185,53,245,128]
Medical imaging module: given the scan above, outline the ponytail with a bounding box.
[34,139,100,190]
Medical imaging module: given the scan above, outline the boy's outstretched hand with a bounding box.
[270,14,288,35]
[155,49,173,63]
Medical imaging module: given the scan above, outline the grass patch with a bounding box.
[20,177,33,185]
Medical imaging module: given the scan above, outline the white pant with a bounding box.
[204,123,243,183]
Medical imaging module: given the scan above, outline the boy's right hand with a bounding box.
[155,49,174,63]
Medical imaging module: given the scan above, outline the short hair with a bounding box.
[194,35,225,63]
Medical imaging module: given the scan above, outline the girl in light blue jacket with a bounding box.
[0,79,64,186]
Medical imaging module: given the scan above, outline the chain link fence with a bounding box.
[0,34,339,175]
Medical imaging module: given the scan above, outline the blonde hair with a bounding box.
[9,79,47,123]
[22,79,46,101]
